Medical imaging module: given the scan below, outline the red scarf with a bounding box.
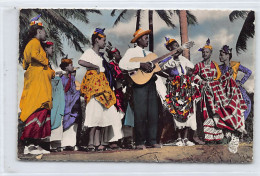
[64,74,71,93]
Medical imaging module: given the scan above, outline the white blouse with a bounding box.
[162,55,194,75]
[79,48,105,72]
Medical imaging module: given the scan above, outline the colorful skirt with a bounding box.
[20,109,51,140]
[201,72,247,141]
[165,75,201,124]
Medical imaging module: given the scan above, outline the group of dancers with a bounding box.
[19,15,252,155]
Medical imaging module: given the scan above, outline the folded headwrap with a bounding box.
[30,14,43,26]
[164,37,176,47]
[220,45,232,54]
[61,58,72,65]
[93,28,106,38]
[198,38,212,51]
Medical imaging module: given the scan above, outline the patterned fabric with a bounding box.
[61,75,81,130]
[219,62,252,120]
[193,61,247,141]
[80,70,116,109]
[165,75,201,122]
[110,61,124,80]
[110,61,126,113]
[21,109,51,140]
[102,55,115,88]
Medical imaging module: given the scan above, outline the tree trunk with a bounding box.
[179,10,190,60]
[149,10,154,52]
[136,10,141,31]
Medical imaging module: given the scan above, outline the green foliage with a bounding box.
[229,10,255,55]
[19,9,101,66]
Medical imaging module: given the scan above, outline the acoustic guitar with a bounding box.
[129,41,195,85]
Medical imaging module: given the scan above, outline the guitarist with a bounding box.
[119,28,161,149]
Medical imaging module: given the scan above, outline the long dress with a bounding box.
[79,49,123,142]
[161,56,200,130]
[61,74,81,147]
[219,61,252,120]
[20,38,55,140]
[193,60,247,141]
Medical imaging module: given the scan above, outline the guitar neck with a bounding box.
[151,47,182,64]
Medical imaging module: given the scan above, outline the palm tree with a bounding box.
[111,10,176,52]
[229,10,255,54]
[174,10,198,60]
[19,9,101,65]
[110,9,197,55]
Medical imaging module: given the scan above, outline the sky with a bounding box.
[17,9,255,111]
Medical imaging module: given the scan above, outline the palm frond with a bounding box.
[155,10,176,29]
[113,9,128,26]
[186,11,198,25]
[34,9,89,50]
[236,11,255,54]
[168,10,174,16]
[229,10,249,22]
[19,9,95,65]
[111,9,117,17]
[85,9,102,15]
[58,9,89,24]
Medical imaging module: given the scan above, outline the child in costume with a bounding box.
[59,58,81,151]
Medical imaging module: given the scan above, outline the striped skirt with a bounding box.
[20,109,51,140]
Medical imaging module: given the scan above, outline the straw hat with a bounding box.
[131,28,151,43]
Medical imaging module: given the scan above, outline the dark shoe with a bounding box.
[63,146,74,151]
[135,145,147,150]
[78,146,88,152]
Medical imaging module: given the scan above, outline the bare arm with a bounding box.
[78,60,99,69]
[78,60,100,74]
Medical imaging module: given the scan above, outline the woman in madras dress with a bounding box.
[193,39,247,150]
[219,45,252,120]
[20,15,55,155]
[160,37,201,146]
[78,28,123,151]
